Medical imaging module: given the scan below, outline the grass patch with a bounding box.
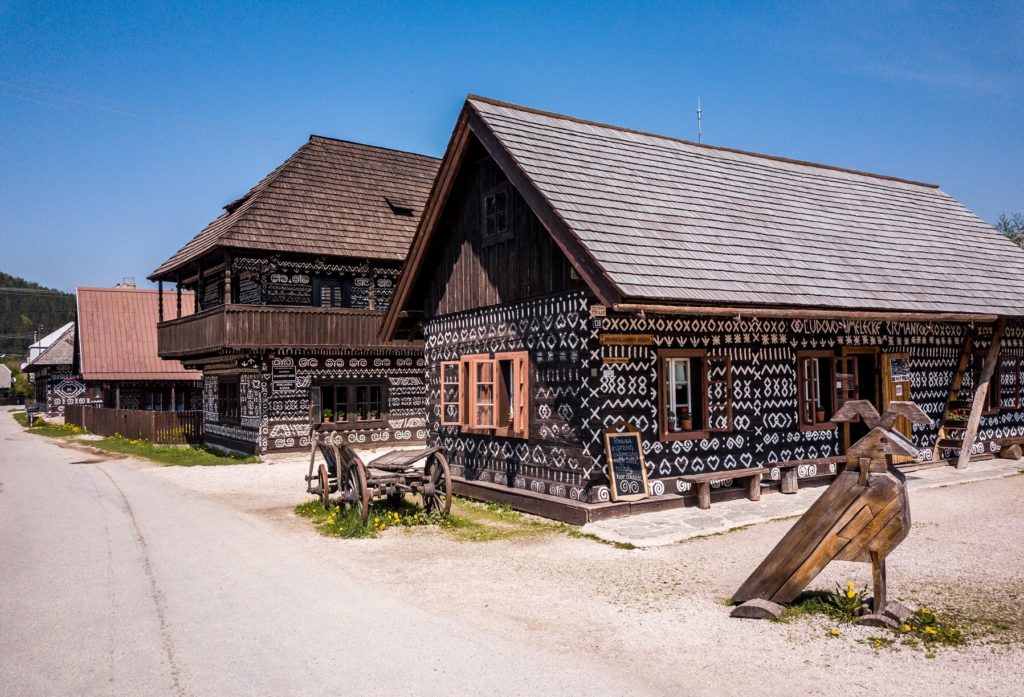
[15,414,85,438]
[294,496,598,544]
[777,582,967,651]
[84,434,258,466]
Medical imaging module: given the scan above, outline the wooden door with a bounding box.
[881,352,914,464]
[839,347,879,453]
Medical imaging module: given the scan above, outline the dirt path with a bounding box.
[141,453,1024,697]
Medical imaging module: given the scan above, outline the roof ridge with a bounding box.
[466,94,939,190]
[308,134,441,162]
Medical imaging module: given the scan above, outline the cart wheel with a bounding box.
[318,463,331,509]
[423,452,452,517]
[342,462,371,526]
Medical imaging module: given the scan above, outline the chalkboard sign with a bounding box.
[272,366,297,393]
[603,431,649,502]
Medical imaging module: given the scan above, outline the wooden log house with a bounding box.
[150,137,439,454]
[22,288,201,417]
[382,96,1024,521]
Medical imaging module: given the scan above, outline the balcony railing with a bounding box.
[157,304,417,359]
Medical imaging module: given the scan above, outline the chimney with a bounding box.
[115,277,136,288]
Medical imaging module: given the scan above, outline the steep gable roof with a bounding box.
[151,137,440,280]
[385,96,1024,337]
[23,323,75,372]
[76,287,201,381]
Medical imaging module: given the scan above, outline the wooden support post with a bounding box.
[224,253,232,305]
[176,275,182,318]
[115,385,121,410]
[196,260,204,312]
[747,472,762,501]
[170,385,176,412]
[958,318,1007,469]
[781,468,798,494]
[870,550,887,614]
[158,280,164,322]
[696,482,711,510]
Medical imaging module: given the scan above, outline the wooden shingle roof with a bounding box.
[151,137,440,280]
[458,97,1024,316]
[76,287,201,381]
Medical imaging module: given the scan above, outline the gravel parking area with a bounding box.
[146,454,1024,696]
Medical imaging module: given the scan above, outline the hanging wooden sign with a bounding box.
[600,334,654,346]
[603,430,650,502]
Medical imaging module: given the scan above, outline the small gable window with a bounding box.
[482,184,512,244]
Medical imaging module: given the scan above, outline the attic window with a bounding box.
[385,197,414,216]
[482,184,512,244]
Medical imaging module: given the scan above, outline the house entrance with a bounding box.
[839,347,881,452]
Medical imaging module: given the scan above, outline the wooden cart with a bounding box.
[305,431,452,526]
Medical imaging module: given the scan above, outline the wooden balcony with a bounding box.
[157,304,418,359]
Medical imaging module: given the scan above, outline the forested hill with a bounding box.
[0,272,76,356]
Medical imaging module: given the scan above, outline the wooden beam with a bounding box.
[957,318,1007,469]
[223,252,233,306]
[158,280,164,323]
[612,302,998,324]
[176,276,182,319]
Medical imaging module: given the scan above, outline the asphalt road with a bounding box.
[0,414,648,697]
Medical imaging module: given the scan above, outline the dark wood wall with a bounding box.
[418,139,584,318]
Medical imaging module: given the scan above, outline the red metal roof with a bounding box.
[76,287,202,381]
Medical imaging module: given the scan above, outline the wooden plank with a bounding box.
[958,318,1007,468]
[611,302,997,324]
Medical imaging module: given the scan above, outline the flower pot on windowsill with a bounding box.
[681,419,693,431]
[816,410,827,423]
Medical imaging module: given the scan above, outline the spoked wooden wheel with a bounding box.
[341,462,371,526]
[422,452,452,517]
[318,463,331,509]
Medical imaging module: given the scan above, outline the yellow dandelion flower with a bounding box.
[902,624,911,632]
[846,590,856,598]
[925,626,937,634]
[846,582,855,590]
[828,629,840,637]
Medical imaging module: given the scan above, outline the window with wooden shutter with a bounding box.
[796,351,837,431]
[657,348,734,441]
[457,352,529,438]
[440,361,462,425]
[705,355,732,432]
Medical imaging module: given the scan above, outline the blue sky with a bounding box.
[1,1,1021,292]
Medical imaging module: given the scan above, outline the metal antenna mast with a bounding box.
[697,97,703,143]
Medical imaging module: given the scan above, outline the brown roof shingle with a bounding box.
[76,288,201,381]
[467,97,1024,316]
[150,137,440,280]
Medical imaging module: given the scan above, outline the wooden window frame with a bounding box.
[456,352,529,439]
[314,276,352,309]
[439,361,462,425]
[481,183,513,246]
[657,348,733,442]
[796,351,838,432]
[317,381,387,429]
[217,378,240,424]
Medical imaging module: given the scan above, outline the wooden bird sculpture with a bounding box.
[732,400,931,620]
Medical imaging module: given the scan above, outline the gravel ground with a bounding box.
[146,454,1024,697]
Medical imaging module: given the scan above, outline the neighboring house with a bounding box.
[22,323,79,415]
[75,287,202,411]
[22,288,201,418]
[0,364,12,398]
[149,136,439,454]
[383,96,1024,519]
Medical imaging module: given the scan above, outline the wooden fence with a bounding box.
[64,406,204,445]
